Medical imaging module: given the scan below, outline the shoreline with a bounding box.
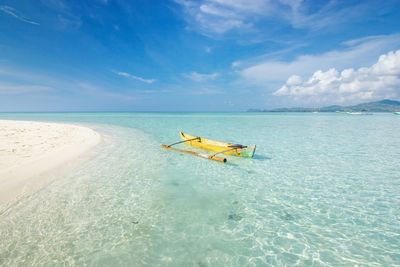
[0,120,101,207]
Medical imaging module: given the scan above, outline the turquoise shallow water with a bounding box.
[0,112,399,266]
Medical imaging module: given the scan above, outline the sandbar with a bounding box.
[0,120,101,206]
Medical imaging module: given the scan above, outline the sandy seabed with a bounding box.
[0,120,101,206]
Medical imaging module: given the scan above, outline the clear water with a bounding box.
[0,113,399,266]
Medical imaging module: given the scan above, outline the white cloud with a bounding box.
[0,83,52,94]
[192,87,222,95]
[57,14,82,30]
[77,82,137,101]
[238,34,400,84]
[205,46,212,53]
[176,0,369,36]
[113,71,156,84]
[0,66,63,90]
[0,66,136,101]
[184,71,219,82]
[0,5,39,25]
[142,89,171,94]
[274,50,400,103]
[176,0,255,35]
[39,1,82,30]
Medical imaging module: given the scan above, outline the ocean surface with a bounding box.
[0,112,399,266]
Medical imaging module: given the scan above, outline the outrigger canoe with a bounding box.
[161,132,256,163]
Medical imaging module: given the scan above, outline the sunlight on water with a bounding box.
[0,113,399,266]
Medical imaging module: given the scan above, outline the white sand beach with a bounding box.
[0,120,101,206]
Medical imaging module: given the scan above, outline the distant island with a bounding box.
[248,99,400,113]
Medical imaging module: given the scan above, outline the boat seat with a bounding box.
[228,144,247,149]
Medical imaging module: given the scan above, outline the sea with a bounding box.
[0,112,399,266]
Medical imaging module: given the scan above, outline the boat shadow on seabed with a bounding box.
[251,154,271,161]
[224,153,271,168]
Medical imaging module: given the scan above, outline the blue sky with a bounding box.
[0,0,400,111]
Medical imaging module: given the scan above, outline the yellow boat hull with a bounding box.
[179,132,256,158]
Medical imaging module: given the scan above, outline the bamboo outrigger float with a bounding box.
[161,132,256,163]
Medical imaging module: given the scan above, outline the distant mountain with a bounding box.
[248,99,400,112]
[342,99,400,112]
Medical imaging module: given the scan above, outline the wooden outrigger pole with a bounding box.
[161,137,227,163]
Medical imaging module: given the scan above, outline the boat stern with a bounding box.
[240,145,256,158]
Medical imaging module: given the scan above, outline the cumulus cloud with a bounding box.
[274,50,400,103]
[113,71,156,84]
[184,71,219,82]
[238,34,400,85]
